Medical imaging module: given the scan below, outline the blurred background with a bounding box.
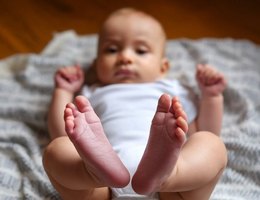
[0,0,259,58]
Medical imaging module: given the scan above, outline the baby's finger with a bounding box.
[206,71,219,85]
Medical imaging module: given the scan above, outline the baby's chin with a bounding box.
[98,79,139,86]
[99,76,162,85]
[112,80,140,84]
[114,77,163,84]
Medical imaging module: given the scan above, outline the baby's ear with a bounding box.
[160,58,169,75]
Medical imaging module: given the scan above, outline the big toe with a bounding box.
[157,94,171,113]
[75,95,92,113]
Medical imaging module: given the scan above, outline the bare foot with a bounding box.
[64,96,130,187]
[132,94,188,194]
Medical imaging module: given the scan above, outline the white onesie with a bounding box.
[82,79,197,200]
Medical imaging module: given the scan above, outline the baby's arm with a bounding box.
[48,65,85,139]
[195,64,227,135]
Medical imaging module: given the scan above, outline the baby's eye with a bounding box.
[136,48,148,55]
[105,46,118,54]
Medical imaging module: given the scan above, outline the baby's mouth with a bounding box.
[114,69,137,79]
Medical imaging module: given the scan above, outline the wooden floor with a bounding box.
[0,0,259,58]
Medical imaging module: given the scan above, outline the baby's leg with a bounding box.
[131,94,227,200]
[132,94,188,194]
[159,132,227,200]
[43,138,110,200]
[43,96,130,199]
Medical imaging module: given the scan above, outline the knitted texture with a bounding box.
[0,31,259,199]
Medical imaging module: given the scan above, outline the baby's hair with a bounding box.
[107,7,167,40]
[108,7,139,16]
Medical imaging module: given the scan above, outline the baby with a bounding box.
[43,8,228,200]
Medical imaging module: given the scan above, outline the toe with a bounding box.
[65,119,75,135]
[156,94,171,113]
[176,117,188,133]
[173,108,187,121]
[75,96,93,113]
[175,127,187,144]
[171,98,187,121]
[172,101,182,110]
[64,107,74,121]
[66,102,76,110]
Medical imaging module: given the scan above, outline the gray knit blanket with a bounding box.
[0,31,259,200]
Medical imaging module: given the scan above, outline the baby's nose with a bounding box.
[117,49,133,65]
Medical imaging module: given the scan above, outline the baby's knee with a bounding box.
[190,131,228,168]
[188,131,228,170]
[42,139,57,172]
[42,136,70,172]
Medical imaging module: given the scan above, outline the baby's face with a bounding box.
[95,13,168,85]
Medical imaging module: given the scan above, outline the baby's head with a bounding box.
[94,8,169,85]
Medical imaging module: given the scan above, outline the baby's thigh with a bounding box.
[43,137,91,189]
[50,175,110,200]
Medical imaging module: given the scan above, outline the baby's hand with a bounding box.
[196,64,227,97]
[55,65,85,93]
